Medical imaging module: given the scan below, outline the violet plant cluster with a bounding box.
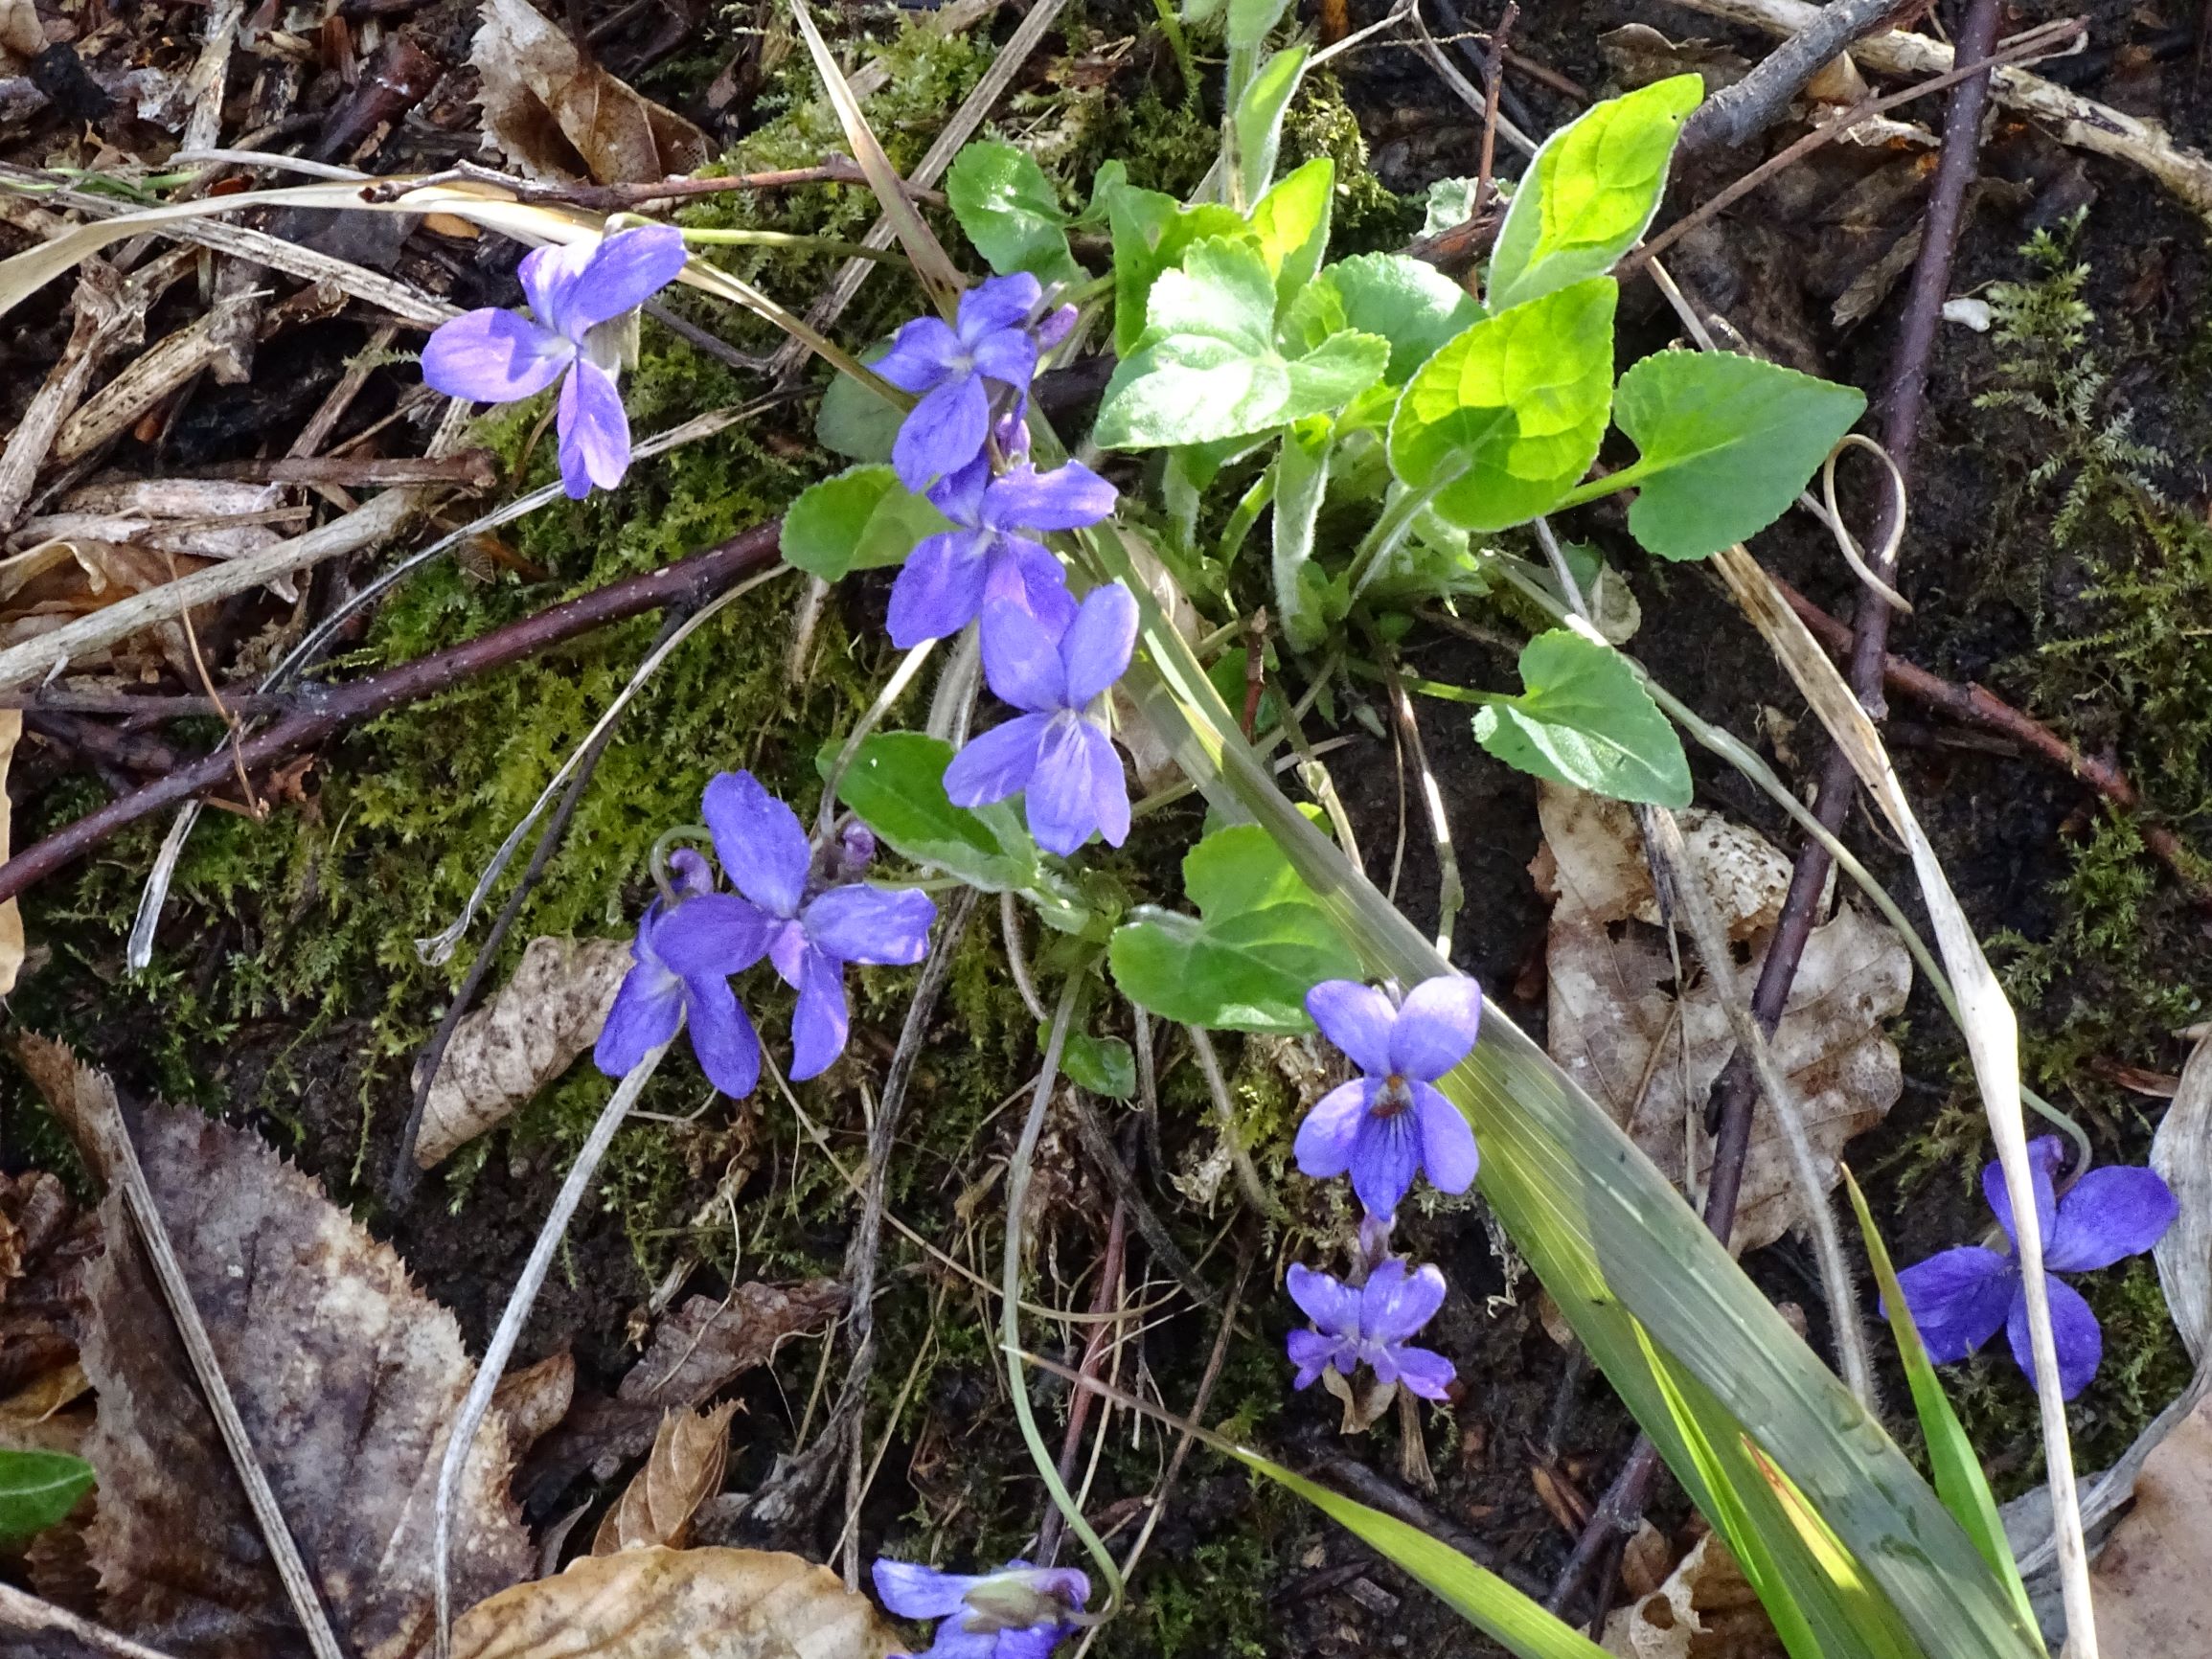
[419,227,2185,1658]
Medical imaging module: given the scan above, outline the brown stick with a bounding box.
[0,521,784,905]
[1678,0,1912,152]
[359,159,948,213]
[1549,0,2013,1615]
[200,452,502,489]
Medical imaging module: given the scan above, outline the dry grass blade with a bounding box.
[592,1403,738,1554]
[452,1546,898,1659]
[0,710,19,994]
[785,0,965,318]
[2153,1032,2212,1363]
[1711,542,2098,1655]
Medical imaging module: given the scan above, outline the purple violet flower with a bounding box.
[701,771,938,1080]
[1295,977,1483,1219]
[595,849,764,1098]
[422,225,688,499]
[887,458,1117,648]
[872,1557,1089,1659]
[1286,1260,1456,1400]
[943,582,1136,857]
[877,273,1053,490]
[1891,1137,2176,1398]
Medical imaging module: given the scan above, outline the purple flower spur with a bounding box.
[422,224,687,498]
[943,581,1136,857]
[1892,1137,2176,1398]
[886,458,1116,648]
[1294,977,1483,1219]
[872,1557,1090,1659]
[1286,1259,1456,1400]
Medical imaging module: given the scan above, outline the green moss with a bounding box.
[1282,71,1417,255]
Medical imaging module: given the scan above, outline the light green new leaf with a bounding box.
[1388,278,1616,530]
[1095,239,1387,448]
[1486,75,1700,311]
[1472,629,1691,806]
[0,1449,93,1538]
[1107,187,1253,356]
[1846,1170,2040,1630]
[1423,175,1483,237]
[819,734,1032,893]
[1307,252,1481,384]
[1225,0,1291,48]
[1231,45,1309,208]
[1608,350,1867,560]
[1108,824,1362,1030]
[781,466,951,581]
[946,140,1083,287]
[1248,157,1334,307]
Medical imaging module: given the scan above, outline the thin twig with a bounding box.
[0,520,789,905]
[0,1581,183,1659]
[1039,1189,1129,1562]
[433,1044,670,1659]
[1063,1084,1212,1306]
[1679,0,1910,151]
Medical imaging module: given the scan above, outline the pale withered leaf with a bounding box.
[452,1546,898,1659]
[472,0,709,185]
[592,1402,736,1555]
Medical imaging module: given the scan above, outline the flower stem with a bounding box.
[1002,966,1126,1611]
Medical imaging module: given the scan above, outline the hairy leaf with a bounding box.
[452,1546,898,1659]
[1608,351,1866,561]
[1106,188,1252,357]
[1288,253,1481,385]
[1472,629,1689,806]
[1247,157,1333,308]
[415,934,633,1168]
[1388,279,1615,531]
[945,140,1081,287]
[1485,76,1700,311]
[1231,46,1309,208]
[781,466,952,583]
[1108,824,1362,1031]
[1096,239,1387,448]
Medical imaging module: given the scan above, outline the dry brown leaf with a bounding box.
[15,1039,532,1659]
[593,1402,737,1554]
[1602,1533,1784,1659]
[473,0,710,185]
[414,935,634,1168]
[1535,784,1909,1253]
[492,1351,578,1454]
[453,1546,898,1659]
[0,0,43,61]
[0,1169,98,1401]
[2088,1389,2212,1651]
[519,1284,845,1508]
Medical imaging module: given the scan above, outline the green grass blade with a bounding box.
[1088,517,2048,1659]
[1845,1170,2041,1630]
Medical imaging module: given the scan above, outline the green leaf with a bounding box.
[816,346,903,463]
[1471,629,1691,806]
[781,466,952,581]
[945,139,1083,287]
[1248,157,1334,307]
[1422,175,1482,237]
[1388,278,1616,530]
[1225,0,1290,48]
[1073,159,1128,229]
[1231,45,1309,207]
[1845,1170,2040,1631]
[1270,420,1334,652]
[1055,1027,1137,1098]
[1608,350,1867,560]
[1107,187,1253,356]
[1095,239,1388,448]
[1107,824,1362,1031]
[1486,76,1700,311]
[0,1449,93,1538]
[1310,252,1481,384]
[819,734,1032,892]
